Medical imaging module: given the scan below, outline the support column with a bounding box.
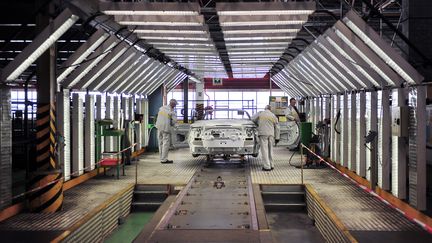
[142,98,149,147]
[56,89,70,181]
[196,82,204,120]
[350,92,357,172]
[105,95,113,152]
[408,86,427,210]
[330,95,336,161]
[85,94,95,172]
[369,91,378,186]
[113,96,121,150]
[392,88,407,199]
[72,94,84,176]
[379,89,391,191]
[342,92,349,168]
[359,91,366,177]
[335,94,341,164]
[0,88,12,210]
[28,1,63,212]
[183,77,189,123]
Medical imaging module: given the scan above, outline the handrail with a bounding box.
[0,143,138,206]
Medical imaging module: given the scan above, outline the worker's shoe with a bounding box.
[161,160,173,164]
[271,167,274,170]
[262,167,272,171]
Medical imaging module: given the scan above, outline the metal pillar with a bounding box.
[408,86,427,210]
[183,77,189,123]
[28,1,63,212]
[72,94,84,176]
[85,94,95,171]
[105,95,113,152]
[350,92,357,172]
[196,82,204,120]
[370,91,378,187]
[342,93,349,168]
[359,91,366,177]
[56,89,71,181]
[0,88,12,210]
[335,94,341,164]
[392,88,407,199]
[379,89,390,190]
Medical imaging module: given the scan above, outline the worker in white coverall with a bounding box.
[285,98,300,122]
[155,99,177,164]
[252,105,280,171]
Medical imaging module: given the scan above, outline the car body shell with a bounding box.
[188,117,259,157]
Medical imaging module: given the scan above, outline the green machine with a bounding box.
[299,122,312,148]
[95,119,125,178]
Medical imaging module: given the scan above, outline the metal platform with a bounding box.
[0,147,430,243]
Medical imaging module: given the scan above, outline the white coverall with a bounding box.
[285,105,300,122]
[155,105,177,162]
[252,110,280,170]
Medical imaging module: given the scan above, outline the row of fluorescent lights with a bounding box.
[216,1,316,78]
[1,8,193,96]
[101,1,226,79]
[273,10,423,98]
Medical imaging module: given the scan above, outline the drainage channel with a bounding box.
[138,163,260,242]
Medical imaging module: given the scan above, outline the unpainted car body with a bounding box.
[188,110,259,158]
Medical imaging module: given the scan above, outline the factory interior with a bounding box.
[0,0,432,242]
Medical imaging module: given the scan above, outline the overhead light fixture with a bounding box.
[227,46,286,51]
[303,50,348,91]
[125,62,159,93]
[218,10,314,16]
[220,20,307,27]
[229,51,283,55]
[150,42,213,47]
[225,36,294,41]
[103,10,198,16]
[224,29,299,34]
[316,37,367,88]
[309,46,357,90]
[333,21,399,86]
[2,9,79,81]
[225,42,291,46]
[101,56,145,92]
[134,29,206,34]
[118,21,202,26]
[324,31,380,87]
[114,58,151,93]
[139,36,209,41]
[57,29,109,83]
[164,51,216,55]
[91,49,139,90]
[61,36,118,88]
[343,10,423,84]
[216,2,316,15]
[100,2,201,16]
[156,47,214,51]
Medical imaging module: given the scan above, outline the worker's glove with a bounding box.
[275,139,280,145]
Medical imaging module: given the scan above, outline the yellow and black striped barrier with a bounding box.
[27,103,63,213]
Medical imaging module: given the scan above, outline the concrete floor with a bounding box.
[0,147,430,243]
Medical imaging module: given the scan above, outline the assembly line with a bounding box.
[0,0,431,243]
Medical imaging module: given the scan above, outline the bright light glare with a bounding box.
[218,10,314,16]
[220,20,307,27]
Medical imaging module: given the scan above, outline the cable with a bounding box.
[58,26,138,71]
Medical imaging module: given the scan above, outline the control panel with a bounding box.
[391,106,409,137]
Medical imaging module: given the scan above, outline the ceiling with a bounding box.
[0,0,410,95]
